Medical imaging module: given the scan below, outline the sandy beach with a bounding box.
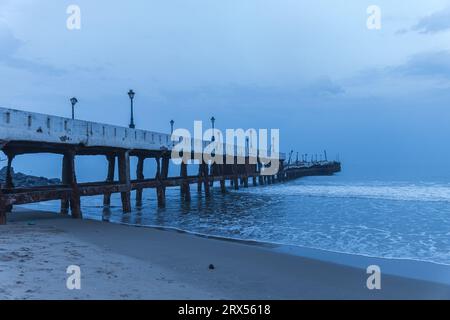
[1,208,450,300]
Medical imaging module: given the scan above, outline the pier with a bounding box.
[0,107,341,225]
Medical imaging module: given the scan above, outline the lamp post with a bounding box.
[70,97,78,120]
[210,116,216,142]
[170,120,175,135]
[170,120,175,147]
[128,90,135,129]
[245,137,249,155]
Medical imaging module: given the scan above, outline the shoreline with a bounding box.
[2,208,450,299]
[99,214,450,285]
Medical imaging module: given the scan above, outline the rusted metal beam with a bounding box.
[3,189,72,206]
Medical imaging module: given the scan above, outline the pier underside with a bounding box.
[0,141,340,225]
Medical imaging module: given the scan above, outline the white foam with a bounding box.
[255,182,450,202]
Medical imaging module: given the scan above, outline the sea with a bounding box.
[25,172,450,266]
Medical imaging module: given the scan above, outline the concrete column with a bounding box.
[203,161,210,196]
[243,158,249,188]
[181,162,191,202]
[155,157,166,208]
[219,164,227,193]
[61,153,71,215]
[160,156,170,206]
[63,151,82,219]
[210,163,217,187]
[103,154,116,207]
[0,198,6,225]
[258,162,264,185]
[135,156,145,206]
[5,154,14,189]
[232,162,239,190]
[197,163,203,193]
[5,153,15,213]
[118,151,131,213]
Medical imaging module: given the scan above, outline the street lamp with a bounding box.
[210,116,216,142]
[128,89,136,129]
[170,120,175,147]
[170,120,175,134]
[70,97,78,120]
[245,137,249,157]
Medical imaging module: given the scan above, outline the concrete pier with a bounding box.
[0,107,340,224]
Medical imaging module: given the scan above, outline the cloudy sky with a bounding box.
[1,0,450,181]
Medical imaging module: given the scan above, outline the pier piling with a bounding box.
[65,151,82,219]
[118,151,131,213]
[180,162,191,202]
[203,161,211,196]
[136,156,145,207]
[103,154,116,207]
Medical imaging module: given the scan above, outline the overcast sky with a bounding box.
[1,0,450,181]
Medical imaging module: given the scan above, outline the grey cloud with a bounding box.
[411,7,450,34]
[158,78,345,111]
[307,77,345,97]
[390,51,450,80]
[0,22,65,76]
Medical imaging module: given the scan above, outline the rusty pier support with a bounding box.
[203,161,211,196]
[197,162,203,193]
[232,161,239,190]
[155,157,164,207]
[60,151,82,219]
[155,155,169,207]
[136,155,145,207]
[0,201,5,225]
[180,161,191,202]
[5,153,15,213]
[161,155,170,205]
[243,157,250,188]
[118,151,131,213]
[103,154,116,207]
[219,164,227,193]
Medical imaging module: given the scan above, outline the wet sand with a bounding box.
[1,209,450,300]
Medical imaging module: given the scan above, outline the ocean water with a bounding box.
[25,175,450,265]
